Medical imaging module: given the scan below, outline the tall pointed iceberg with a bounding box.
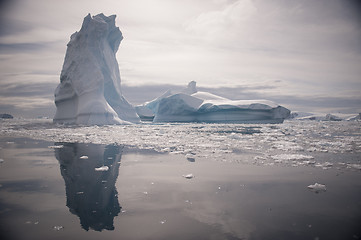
[54,13,140,124]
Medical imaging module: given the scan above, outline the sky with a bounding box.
[0,0,360,118]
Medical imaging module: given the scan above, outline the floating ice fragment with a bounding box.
[48,145,64,149]
[79,155,88,159]
[94,166,109,171]
[182,174,195,179]
[315,162,333,169]
[0,159,4,163]
[76,191,84,195]
[160,220,166,224]
[271,154,314,162]
[307,183,327,192]
[186,154,195,162]
[53,226,64,231]
[229,133,241,139]
[185,200,192,204]
[347,164,361,170]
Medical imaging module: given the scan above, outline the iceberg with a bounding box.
[150,82,290,123]
[54,13,140,125]
[289,112,361,121]
[135,81,198,121]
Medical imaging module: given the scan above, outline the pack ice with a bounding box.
[54,13,140,125]
[137,81,290,123]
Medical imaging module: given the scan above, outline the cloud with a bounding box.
[0,0,360,117]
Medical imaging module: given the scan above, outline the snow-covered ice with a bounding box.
[153,82,290,123]
[1,118,361,170]
[307,183,327,192]
[289,112,360,122]
[95,166,109,172]
[54,13,139,125]
[183,174,195,179]
[137,81,290,123]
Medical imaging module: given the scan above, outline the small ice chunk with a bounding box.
[182,174,195,179]
[48,145,64,149]
[53,226,64,231]
[271,154,314,161]
[160,220,166,224]
[307,183,327,192]
[95,166,109,171]
[79,155,88,159]
[347,164,361,170]
[186,154,195,162]
[0,159,4,163]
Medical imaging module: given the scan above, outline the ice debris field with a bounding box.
[1,118,361,171]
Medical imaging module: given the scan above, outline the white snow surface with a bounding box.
[154,93,290,123]
[136,81,290,123]
[54,13,140,125]
[307,183,327,192]
[289,112,360,121]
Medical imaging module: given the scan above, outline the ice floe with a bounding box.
[307,183,327,193]
[182,174,195,179]
[95,166,109,172]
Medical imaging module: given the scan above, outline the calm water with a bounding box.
[0,135,360,240]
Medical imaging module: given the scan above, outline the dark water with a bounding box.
[0,138,360,240]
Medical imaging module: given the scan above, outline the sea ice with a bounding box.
[94,166,109,172]
[53,226,64,231]
[290,112,361,121]
[79,155,88,159]
[186,154,196,162]
[182,174,195,179]
[48,145,64,149]
[54,13,139,125]
[271,154,314,162]
[307,183,327,192]
[347,164,361,170]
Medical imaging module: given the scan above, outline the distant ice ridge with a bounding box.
[289,112,361,121]
[136,81,291,123]
[54,13,140,125]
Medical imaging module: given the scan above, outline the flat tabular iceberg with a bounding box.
[54,13,140,125]
[145,82,290,123]
[289,112,361,121]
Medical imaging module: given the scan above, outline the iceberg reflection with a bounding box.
[54,142,122,231]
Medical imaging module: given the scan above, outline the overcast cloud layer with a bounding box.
[0,0,360,117]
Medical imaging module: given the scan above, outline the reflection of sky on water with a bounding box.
[54,142,123,231]
[0,137,360,239]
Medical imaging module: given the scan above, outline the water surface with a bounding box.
[0,136,360,240]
